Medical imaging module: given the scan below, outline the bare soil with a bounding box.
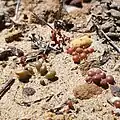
[0,0,120,120]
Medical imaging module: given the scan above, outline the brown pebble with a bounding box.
[40,80,46,86]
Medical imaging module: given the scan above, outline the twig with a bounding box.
[106,32,120,39]
[30,11,54,30]
[14,94,54,107]
[92,20,120,54]
[43,43,49,54]
[0,79,15,99]
[113,63,120,71]
[86,15,92,27]
[15,0,21,20]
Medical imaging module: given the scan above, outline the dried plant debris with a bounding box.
[4,30,23,43]
[64,0,92,8]
[44,112,73,120]
[29,32,65,55]
[0,11,5,31]
[0,49,12,61]
[107,96,120,106]
[112,108,120,116]
[110,85,120,97]
[19,52,47,66]
[22,87,36,96]
[0,79,15,99]
[0,47,24,61]
[7,46,24,57]
[99,50,110,65]
[88,1,120,52]
[54,20,74,31]
[29,33,59,54]
[21,0,62,23]
[73,83,102,100]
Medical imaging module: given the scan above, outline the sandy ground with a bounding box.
[0,0,120,120]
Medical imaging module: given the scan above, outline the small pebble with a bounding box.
[22,87,36,96]
[71,65,78,70]
[40,80,46,86]
[1,61,7,68]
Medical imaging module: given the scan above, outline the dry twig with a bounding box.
[92,20,120,54]
[30,11,54,30]
[0,79,15,99]
[15,0,21,20]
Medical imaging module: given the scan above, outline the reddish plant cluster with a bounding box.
[51,30,70,46]
[20,54,47,67]
[66,46,94,63]
[85,68,116,89]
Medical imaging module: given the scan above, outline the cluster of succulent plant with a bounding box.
[16,59,57,83]
[16,66,34,83]
[66,46,94,63]
[85,68,116,89]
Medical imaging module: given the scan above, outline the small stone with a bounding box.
[40,80,46,86]
[109,26,116,32]
[0,50,11,61]
[95,105,102,111]
[22,87,36,96]
[109,9,120,19]
[69,0,83,8]
[110,85,120,97]
[117,27,120,32]
[116,20,120,26]
[1,61,7,68]
[101,22,113,32]
[90,108,95,113]
[76,108,81,113]
[71,65,78,70]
